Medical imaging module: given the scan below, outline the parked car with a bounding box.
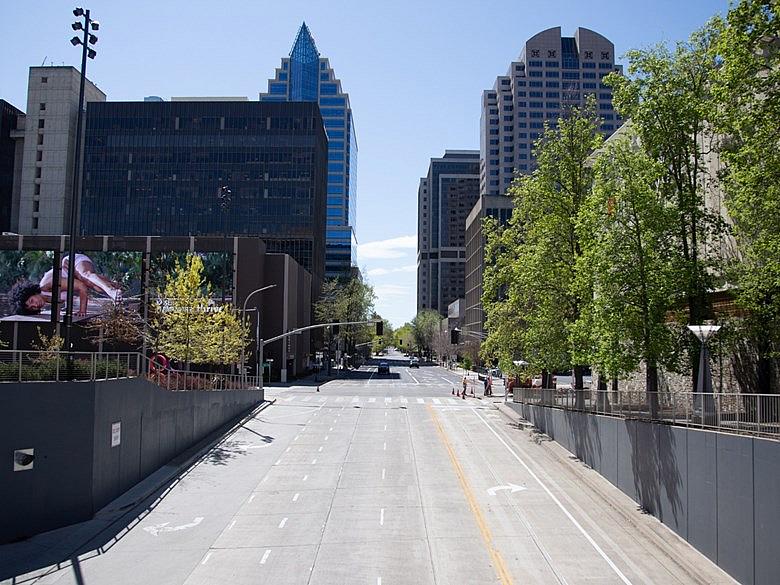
[378,362,390,374]
[531,375,557,388]
[409,357,419,368]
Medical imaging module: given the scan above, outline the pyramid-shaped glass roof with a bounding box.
[288,22,320,101]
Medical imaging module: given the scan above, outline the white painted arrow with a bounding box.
[143,517,204,536]
[486,483,526,496]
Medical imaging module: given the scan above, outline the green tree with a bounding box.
[153,254,247,367]
[315,275,376,364]
[711,0,780,391]
[207,306,250,366]
[372,317,395,354]
[605,25,725,385]
[395,323,416,352]
[411,309,441,359]
[482,100,602,387]
[574,134,681,412]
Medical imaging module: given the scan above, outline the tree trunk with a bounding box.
[611,378,619,411]
[597,374,610,412]
[574,365,585,410]
[647,360,659,419]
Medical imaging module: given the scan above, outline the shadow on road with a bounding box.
[0,406,272,583]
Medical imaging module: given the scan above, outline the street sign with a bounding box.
[111,421,121,447]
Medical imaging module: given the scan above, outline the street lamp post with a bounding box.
[687,324,721,425]
[240,284,276,385]
[63,7,99,359]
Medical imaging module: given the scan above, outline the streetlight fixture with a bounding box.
[240,284,277,385]
[63,6,99,362]
[687,324,721,424]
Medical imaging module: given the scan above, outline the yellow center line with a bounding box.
[427,405,513,585]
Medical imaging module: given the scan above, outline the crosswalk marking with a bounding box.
[272,394,483,407]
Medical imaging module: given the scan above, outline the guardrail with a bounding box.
[513,387,780,438]
[0,350,258,391]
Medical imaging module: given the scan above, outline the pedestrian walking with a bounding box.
[462,375,468,396]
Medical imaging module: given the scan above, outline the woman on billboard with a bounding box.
[8,253,122,318]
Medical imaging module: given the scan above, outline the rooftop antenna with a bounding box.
[41,56,47,66]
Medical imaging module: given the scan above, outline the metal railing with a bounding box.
[0,350,259,391]
[513,387,780,438]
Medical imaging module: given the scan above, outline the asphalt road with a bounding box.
[2,351,734,585]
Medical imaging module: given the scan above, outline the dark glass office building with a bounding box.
[80,101,327,283]
[260,23,358,279]
[0,100,23,233]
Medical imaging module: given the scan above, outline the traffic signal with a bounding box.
[376,321,383,337]
[450,328,460,344]
[332,323,340,336]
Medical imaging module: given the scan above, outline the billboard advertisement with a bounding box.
[0,251,142,322]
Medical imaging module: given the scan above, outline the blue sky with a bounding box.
[1,0,729,327]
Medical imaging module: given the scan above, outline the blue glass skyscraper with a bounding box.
[260,23,357,279]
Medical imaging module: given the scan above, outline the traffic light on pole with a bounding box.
[332,323,340,336]
[450,328,460,344]
[376,321,383,337]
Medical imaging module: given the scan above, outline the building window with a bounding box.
[35,167,42,178]
[36,151,42,161]
[39,102,46,111]
[41,77,47,83]
[34,184,40,195]
[37,134,44,145]
[38,119,45,129]
[33,200,39,212]
[32,217,39,229]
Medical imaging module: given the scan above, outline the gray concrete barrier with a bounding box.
[0,378,263,544]
[510,402,780,585]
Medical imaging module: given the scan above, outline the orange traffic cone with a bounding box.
[452,388,455,395]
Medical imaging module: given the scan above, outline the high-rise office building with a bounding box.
[466,27,623,348]
[15,66,105,234]
[417,151,480,316]
[80,100,328,284]
[480,27,622,196]
[260,23,357,279]
[0,100,23,233]
[463,195,514,341]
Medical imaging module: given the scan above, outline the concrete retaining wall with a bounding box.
[511,402,780,585]
[0,378,263,544]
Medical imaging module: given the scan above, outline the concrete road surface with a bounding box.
[1,351,735,584]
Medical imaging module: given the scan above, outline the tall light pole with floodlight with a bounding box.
[63,7,99,358]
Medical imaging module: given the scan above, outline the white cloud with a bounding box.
[374,284,410,297]
[358,235,417,260]
[367,264,417,277]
